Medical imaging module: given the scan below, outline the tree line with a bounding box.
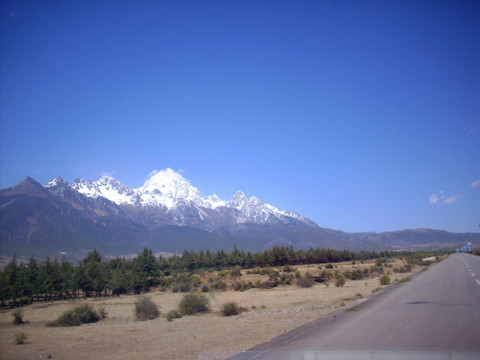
[0,246,400,307]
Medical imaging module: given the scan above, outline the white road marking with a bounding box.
[471,273,476,277]
[476,279,480,286]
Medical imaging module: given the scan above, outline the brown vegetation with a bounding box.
[0,258,420,360]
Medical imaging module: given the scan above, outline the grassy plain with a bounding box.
[0,258,420,360]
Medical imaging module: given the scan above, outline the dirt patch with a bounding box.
[0,259,420,360]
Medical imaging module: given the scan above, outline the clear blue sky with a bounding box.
[1,0,479,233]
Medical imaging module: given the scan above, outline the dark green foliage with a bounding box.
[178,293,210,315]
[0,246,428,307]
[166,310,182,322]
[56,304,100,327]
[135,297,160,321]
[221,301,240,316]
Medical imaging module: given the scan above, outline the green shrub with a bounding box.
[172,282,192,293]
[221,301,240,316]
[282,265,296,273]
[210,279,227,291]
[201,284,209,292]
[325,264,334,269]
[232,280,253,291]
[297,276,315,288]
[279,273,293,285]
[11,309,24,325]
[178,293,210,315]
[380,273,391,285]
[15,331,28,345]
[166,310,182,322]
[335,275,346,287]
[56,304,100,327]
[135,297,160,321]
[256,280,277,289]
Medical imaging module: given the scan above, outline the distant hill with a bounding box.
[1,171,478,262]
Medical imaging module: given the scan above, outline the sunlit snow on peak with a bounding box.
[45,168,315,227]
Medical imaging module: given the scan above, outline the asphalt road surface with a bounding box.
[228,253,480,360]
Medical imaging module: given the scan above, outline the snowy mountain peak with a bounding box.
[70,176,137,205]
[43,168,317,228]
[142,168,187,189]
[138,168,204,209]
[45,176,68,188]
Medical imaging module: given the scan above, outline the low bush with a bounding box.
[282,265,296,273]
[209,279,227,291]
[232,280,253,291]
[15,331,28,345]
[380,273,391,285]
[178,293,210,315]
[221,301,240,316]
[11,309,24,325]
[279,273,293,285]
[56,304,100,327]
[255,280,277,289]
[297,276,315,288]
[166,310,182,322]
[335,275,346,287]
[135,297,160,321]
[350,270,364,280]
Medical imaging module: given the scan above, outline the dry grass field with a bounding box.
[0,258,420,360]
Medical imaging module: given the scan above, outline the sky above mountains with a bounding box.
[1,1,479,233]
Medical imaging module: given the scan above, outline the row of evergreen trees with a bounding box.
[0,246,399,306]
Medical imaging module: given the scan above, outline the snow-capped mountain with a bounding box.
[3,175,479,261]
[45,168,317,229]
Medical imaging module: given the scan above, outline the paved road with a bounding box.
[228,253,480,360]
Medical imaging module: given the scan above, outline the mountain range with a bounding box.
[1,168,478,262]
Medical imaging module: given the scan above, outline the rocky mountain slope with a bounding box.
[1,170,478,261]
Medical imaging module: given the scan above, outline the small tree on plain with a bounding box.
[135,297,160,321]
[335,275,346,287]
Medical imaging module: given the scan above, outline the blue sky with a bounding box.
[1,0,479,233]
